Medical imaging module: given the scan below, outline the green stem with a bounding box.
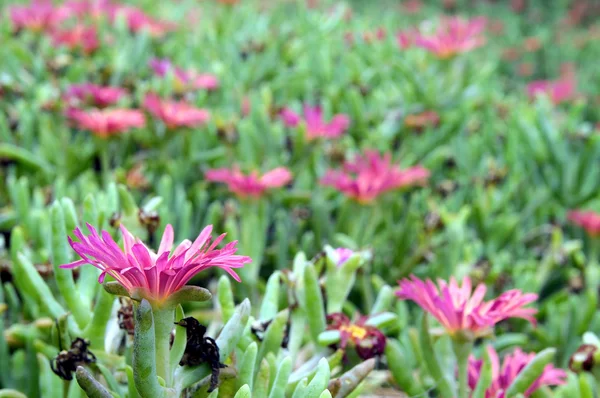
[453,339,473,398]
[153,306,174,386]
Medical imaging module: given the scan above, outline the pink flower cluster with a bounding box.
[568,210,600,236]
[149,58,219,92]
[468,346,567,397]
[396,275,538,337]
[321,151,429,203]
[62,224,251,302]
[143,93,210,129]
[280,105,350,141]
[66,107,145,138]
[205,167,292,198]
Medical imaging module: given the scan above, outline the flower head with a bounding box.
[468,346,567,397]
[396,29,418,49]
[51,25,100,54]
[62,0,114,19]
[280,105,350,141]
[66,107,145,137]
[205,167,292,198]
[321,150,429,203]
[568,210,600,237]
[62,224,251,302]
[396,275,538,338]
[149,58,219,92]
[10,0,69,32]
[415,16,487,58]
[326,313,386,360]
[65,84,126,108]
[527,78,576,104]
[143,93,210,129]
[109,6,174,37]
[334,248,354,267]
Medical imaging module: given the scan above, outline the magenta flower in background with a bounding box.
[149,58,219,91]
[396,275,538,338]
[334,248,354,266]
[396,29,418,49]
[143,93,210,129]
[51,25,100,54]
[468,346,567,397]
[9,0,69,32]
[526,78,576,104]
[568,210,600,237]
[109,6,174,37]
[326,313,387,360]
[62,0,114,19]
[65,83,126,108]
[280,105,350,140]
[66,107,145,138]
[205,167,292,198]
[62,224,251,302]
[415,16,487,58]
[320,150,429,203]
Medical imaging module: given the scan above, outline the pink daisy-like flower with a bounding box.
[62,224,251,302]
[334,248,354,267]
[9,0,69,32]
[109,6,174,37]
[415,16,487,58]
[280,105,350,141]
[143,93,210,129]
[149,58,220,92]
[66,107,145,138]
[568,210,600,237]
[205,167,292,198]
[396,275,538,338]
[321,150,429,203]
[51,24,100,54]
[64,83,126,108]
[526,78,576,104]
[468,346,567,397]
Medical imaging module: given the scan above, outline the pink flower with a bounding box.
[526,78,576,104]
[415,16,487,58]
[396,29,418,49]
[326,313,386,360]
[280,105,350,140]
[321,150,429,203]
[149,58,219,92]
[62,0,114,19]
[143,93,210,129]
[66,107,145,138]
[396,275,538,338]
[110,6,174,37]
[9,0,69,32]
[51,25,100,54]
[568,210,600,237]
[334,248,354,266]
[61,224,251,302]
[468,346,567,397]
[65,84,126,107]
[205,167,292,198]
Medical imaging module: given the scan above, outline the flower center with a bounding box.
[340,324,368,341]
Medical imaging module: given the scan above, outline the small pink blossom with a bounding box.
[62,0,114,19]
[61,224,251,302]
[321,151,429,203]
[65,84,126,108]
[396,275,538,337]
[9,0,69,32]
[334,248,354,266]
[205,167,292,198]
[280,105,350,141]
[526,78,576,104]
[51,24,100,54]
[110,6,174,37]
[396,29,418,49]
[149,58,219,92]
[415,16,487,58]
[568,210,600,237]
[468,346,567,397]
[66,107,145,138]
[143,93,210,129]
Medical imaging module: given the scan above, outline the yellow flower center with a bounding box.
[340,324,368,341]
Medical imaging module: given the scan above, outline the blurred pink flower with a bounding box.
[65,83,125,108]
[51,25,99,53]
[321,151,429,203]
[415,16,487,58]
[396,275,538,338]
[61,224,251,302]
[205,167,292,198]
[568,210,600,237]
[280,105,350,140]
[526,78,576,104]
[9,0,69,32]
[143,93,210,129]
[66,107,145,137]
[396,29,418,49]
[334,248,354,266]
[468,346,567,397]
[149,58,219,91]
[110,6,174,37]
[62,0,114,19]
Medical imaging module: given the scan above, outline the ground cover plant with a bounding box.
[1,0,600,396]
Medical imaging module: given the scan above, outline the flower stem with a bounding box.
[153,306,174,386]
[452,339,473,398]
